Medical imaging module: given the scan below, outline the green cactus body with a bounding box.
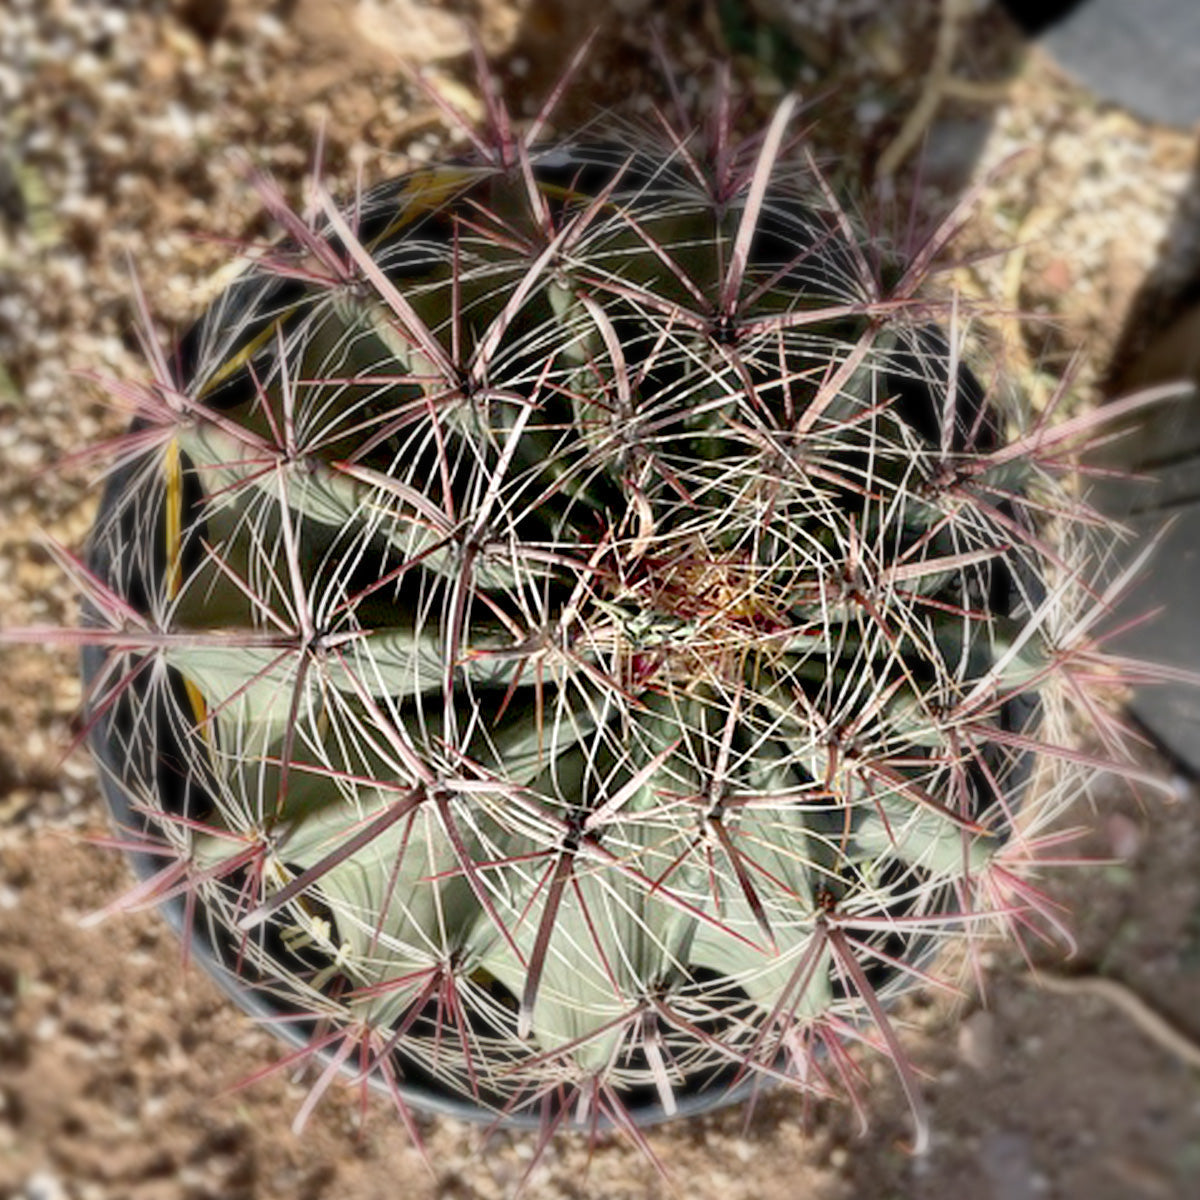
[79,108,1113,1138]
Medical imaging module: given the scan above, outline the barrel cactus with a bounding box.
[63,91,1158,1151]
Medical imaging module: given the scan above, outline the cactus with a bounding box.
[56,87,1168,1152]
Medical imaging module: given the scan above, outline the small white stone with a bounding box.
[23,1170,66,1200]
[958,1009,997,1072]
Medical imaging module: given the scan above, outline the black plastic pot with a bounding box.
[79,156,1040,1133]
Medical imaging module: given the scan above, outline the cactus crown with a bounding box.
[70,80,1152,1152]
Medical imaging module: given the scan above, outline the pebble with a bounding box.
[977,1130,1044,1200]
[33,1015,59,1040]
[22,1172,67,1200]
[957,1008,998,1072]
[1106,812,1143,860]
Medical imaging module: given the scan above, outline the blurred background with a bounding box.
[2,1,1200,1197]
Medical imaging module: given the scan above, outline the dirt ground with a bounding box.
[3,2,1200,1198]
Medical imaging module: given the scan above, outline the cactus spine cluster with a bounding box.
[70,91,1151,1146]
